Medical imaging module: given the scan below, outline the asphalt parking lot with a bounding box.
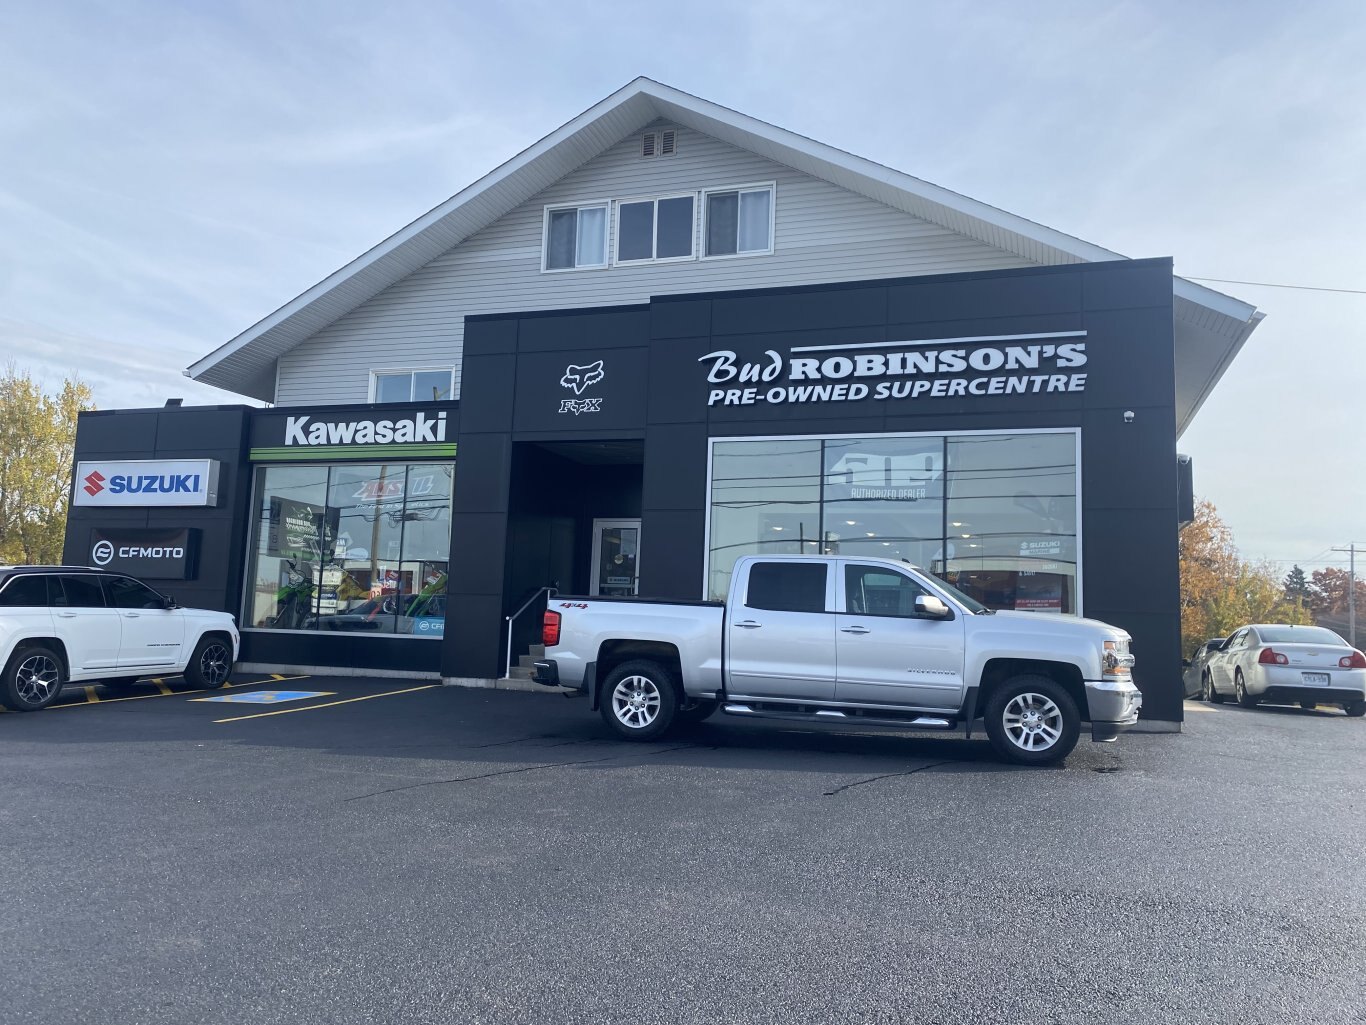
[2,676,1364,1025]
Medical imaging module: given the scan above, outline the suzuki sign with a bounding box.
[73,459,220,508]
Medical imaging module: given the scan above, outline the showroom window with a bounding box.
[707,431,1078,613]
[543,203,609,270]
[703,183,774,258]
[243,462,452,638]
[615,194,696,263]
[371,368,455,403]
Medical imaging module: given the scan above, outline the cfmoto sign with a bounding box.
[87,528,198,580]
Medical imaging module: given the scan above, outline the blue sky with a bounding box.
[2,0,1364,572]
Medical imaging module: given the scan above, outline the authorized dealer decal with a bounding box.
[698,331,1090,407]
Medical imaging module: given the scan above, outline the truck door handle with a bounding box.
[734,620,762,629]
[841,625,870,635]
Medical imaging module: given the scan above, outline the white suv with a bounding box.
[0,566,240,712]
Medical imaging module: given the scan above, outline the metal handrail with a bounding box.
[503,585,557,679]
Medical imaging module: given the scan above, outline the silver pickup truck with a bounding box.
[533,554,1141,765]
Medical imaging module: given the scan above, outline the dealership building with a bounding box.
[63,79,1263,726]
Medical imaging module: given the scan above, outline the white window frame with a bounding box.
[368,367,456,403]
[700,181,776,261]
[541,200,611,273]
[612,192,698,266]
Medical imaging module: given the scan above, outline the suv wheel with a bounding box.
[2,645,65,711]
[983,674,1081,766]
[599,660,678,740]
[185,635,233,690]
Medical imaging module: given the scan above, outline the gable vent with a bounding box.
[660,129,676,155]
[641,133,657,157]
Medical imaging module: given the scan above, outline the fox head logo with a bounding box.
[560,360,605,396]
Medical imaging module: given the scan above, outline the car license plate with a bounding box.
[1302,672,1330,685]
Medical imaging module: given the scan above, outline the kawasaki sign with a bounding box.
[249,405,456,462]
[73,459,220,508]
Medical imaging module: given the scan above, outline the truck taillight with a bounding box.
[1258,648,1289,666]
[542,610,561,647]
[1341,651,1366,669]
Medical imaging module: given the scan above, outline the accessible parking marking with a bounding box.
[212,684,439,723]
[45,675,312,710]
[192,690,335,705]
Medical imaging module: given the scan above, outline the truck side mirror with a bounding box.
[915,595,951,619]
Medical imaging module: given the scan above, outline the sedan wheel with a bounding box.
[1201,672,1224,704]
[1235,671,1258,709]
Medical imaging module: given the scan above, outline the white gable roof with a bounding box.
[187,77,1261,434]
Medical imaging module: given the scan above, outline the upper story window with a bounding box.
[543,203,608,271]
[372,369,454,403]
[615,194,695,263]
[703,183,774,258]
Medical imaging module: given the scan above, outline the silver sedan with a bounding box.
[1202,624,1366,714]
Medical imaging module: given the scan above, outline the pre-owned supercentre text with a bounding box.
[699,340,1088,407]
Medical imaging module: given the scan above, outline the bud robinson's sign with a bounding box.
[698,331,1088,407]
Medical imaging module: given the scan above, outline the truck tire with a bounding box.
[983,674,1080,766]
[184,634,234,690]
[600,660,679,740]
[674,697,720,725]
[1,644,65,712]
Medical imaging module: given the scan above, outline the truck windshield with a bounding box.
[928,574,992,615]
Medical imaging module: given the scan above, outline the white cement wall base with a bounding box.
[1127,720,1182,733]
[443,676,571,694]
[238,663,440,681]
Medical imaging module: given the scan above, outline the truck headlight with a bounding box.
[1102,639,1135,679]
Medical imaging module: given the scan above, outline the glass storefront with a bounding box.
[244,462,453,638]
[708,431,1078,613]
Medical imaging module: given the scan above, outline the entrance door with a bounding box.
[590,519,641,597]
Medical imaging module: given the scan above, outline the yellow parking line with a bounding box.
[213,685,438,723]
[228,675,308,688]
[154,680,173,696]
[84,687,100,703]
[271,673,287,680]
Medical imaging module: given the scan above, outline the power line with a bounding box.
[1185,276,1366,296]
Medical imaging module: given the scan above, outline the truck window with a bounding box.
[745,562,827,613]
[845,566,935,617]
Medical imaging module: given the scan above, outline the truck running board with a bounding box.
[723,703,956,731]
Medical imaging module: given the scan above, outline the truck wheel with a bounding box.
[983,675,1080,766]
[674,697,720,725]
[185,635,233,690]
[1,645,65,712]
[600,660,678,740]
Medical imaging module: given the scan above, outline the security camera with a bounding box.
[1123,410,1135,424]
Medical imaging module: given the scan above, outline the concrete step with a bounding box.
[507,665,536,681]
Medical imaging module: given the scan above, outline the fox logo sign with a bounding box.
[560,361,605,396]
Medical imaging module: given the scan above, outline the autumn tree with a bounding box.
[1178,500,1311,654]
[1309,567,1366,616]
[0,365,94,565]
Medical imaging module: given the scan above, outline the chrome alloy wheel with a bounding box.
[611,675,662,730]
[16,654,61,706]
[1001,691,1064,752]
[199,643,231,687]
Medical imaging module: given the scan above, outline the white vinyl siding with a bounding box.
[275,123,1035,406]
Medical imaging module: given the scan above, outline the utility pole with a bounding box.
[1332,544,1359,647]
